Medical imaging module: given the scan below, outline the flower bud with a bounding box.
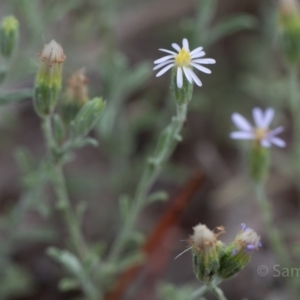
[218,224,261,279]
[71,97,105,137]
[53,114,66,145]
[278,0,300,65]
[0,15,19,58]
[171,68,193,105]
[190,224,225,283]
[62,68,89,124]
[34,40,66,116]
[249,143,270,182]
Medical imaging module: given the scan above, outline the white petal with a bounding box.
[268,126,284,137]
[191,52,205,59]
[193,58,216,64]
[177,67,183,88]
[232,113,253,131]
[172,43,181,52]
[182,38,189,51]
[270,137,286,147]
[261,139,271,148]
[156,63,174,77]
[262,108,275,128]
[191,63,211,74]
[183,66,192,83]
[252,107,264,128]
[230,131,255,139]
[188,69,202,86]
[159,48,176,55]
[154,55,174,64]
[153,60,173,70]
[190,47,203,55]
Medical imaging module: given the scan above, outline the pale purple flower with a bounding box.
[230,107,286,148]
[153,38,216,88]
[232,223,262,256]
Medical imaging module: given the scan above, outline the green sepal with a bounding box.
[192,242,224,283]
[53,114,66,145]
[61,101,83,125]
[34,83,59,116]
[71,97,106,137]
[218,243,251,279]
[249,143,270,182]
[171,68,193,105]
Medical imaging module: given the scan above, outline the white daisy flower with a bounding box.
[153,38,216,88]
[230,107,286,148]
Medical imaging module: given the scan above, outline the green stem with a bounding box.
[255,181,300,297]
[42,115,56,156]
[254,182,290,268]
[209,282,227,300]
[52,164,89,259]
[108,102,188,261]
[42,115,100,300]
[42,115,88,259]
[288,66,300,207]
[189,279,227,300]
[189,285,209,299]
[289,66,300,165]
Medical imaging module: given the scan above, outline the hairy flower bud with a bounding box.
[62,68,89,124]
[218,224,261,279]
[278,0,300,65]
[0,15,19,58]
[34,40,66,116]
[190,224,225,283]
[71,97,106,137]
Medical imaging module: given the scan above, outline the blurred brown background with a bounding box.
[0,0,296,299]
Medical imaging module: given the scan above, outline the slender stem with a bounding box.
[108,102,188,261]
[254,181,291,268]
[288,67,300,208]
[42,115,56,156]
[42,115,88,259]
[209,282,227,300]
[189,279,227,300]
[289,66,300,153]
[189,285,209,299]
[52,164,89,259]
[42,115,100,300]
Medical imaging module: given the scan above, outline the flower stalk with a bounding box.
[108,101,188,260]
[108,37,216,271]
[189,278,227,300]
[208,282,227,300]
[41,114,89,260]
[288,67,300,161]
[254,181,290,268]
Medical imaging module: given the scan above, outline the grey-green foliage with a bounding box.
[0,89,32,105]
[158,283,196,300]
[0,263,33,299]
[182,0,257,47]
[98,51,151,139]
[47,247,101,297]
[15,148,52,217]
[71,97,106,138]
[53,113,66,145]
[0,0,268,299]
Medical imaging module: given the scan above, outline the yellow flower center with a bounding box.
[175,48,191,67]
[255,128,268,141]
